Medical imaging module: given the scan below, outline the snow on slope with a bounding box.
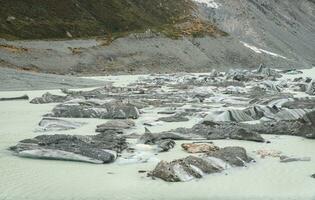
[194,0,220,8]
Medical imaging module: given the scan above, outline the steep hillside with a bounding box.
[201,0,315,67]
[0,0,226,39]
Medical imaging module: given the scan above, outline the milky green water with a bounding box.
[1,79,315,200]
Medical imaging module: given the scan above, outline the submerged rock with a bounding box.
[30,92,69,104]
[149,146,253,182]
[36,117,85,132]
[10,133,127,164]
[181,143,220,153]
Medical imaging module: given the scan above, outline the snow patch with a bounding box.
[241,41,287,59]
[194,0,220,9]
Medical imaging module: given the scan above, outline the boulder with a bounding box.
[10,133,127,164]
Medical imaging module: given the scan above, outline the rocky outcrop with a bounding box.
[36,117,85,132]
[10,133,127,164]
[30,92,69,104]
[149,146,253,182]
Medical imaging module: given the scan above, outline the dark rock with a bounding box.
[10,133,127,164]
[0,94,29,101]
[311,174,315,179]
[30,92,68,104]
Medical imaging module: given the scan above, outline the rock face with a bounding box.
[10,133,127,164]
[30,92,68,104]
[181,143,220,153]
[37,117,85,132]
[149,146,253,182]
[49,100,140,119]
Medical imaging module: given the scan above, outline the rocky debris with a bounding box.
[149,146,253,182]
[158,113,189,122]
[280,156,311,163]
[36,117,85,132]
[10,133,127,164]
[181,143,220,153]
[255,149,282,158]
[96,119,135,132]
[49,100,140,119]
[0,94,29,101]
[30,92,69,104]
[306,81,315,95]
